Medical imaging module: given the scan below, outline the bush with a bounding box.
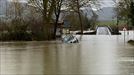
[0,17,55,41]
[0,31,32,41]
[128,40,134,45]
[0,18,32,41]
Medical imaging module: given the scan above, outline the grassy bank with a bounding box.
[97,20,126,26]
[97,21,134,31]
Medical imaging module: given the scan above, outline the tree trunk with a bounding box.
[127,19,129,35]
[116,16,119,33]
[53,15,59,39]
[76,0,83,34]
[42,0,55,40]
[53,0,63,39]
[78,11,83,34]
[43,20,54,40]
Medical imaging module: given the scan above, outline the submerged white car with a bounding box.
[62,35,79,43]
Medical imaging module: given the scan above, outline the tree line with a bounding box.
[0,0,99,41]
[115,0,134,28]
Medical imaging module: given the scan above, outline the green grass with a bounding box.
[97,20,126,27]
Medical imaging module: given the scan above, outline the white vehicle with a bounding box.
[62,35,79,43]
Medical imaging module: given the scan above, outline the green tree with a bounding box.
[115,0,133,27]
[130,1,134,26]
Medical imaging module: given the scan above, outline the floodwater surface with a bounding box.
[0,31,134,75]
[96,26,111,35]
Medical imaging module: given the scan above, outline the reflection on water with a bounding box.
[0,31,134,75]
[96,27,111,35]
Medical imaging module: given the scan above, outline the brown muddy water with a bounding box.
[0,31,134,75]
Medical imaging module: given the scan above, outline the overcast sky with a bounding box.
[8,0,27,2]
[8,0,117,7]
[100,0,117,7]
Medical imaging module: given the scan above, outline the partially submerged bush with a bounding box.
[0,18,32,41]
[128,40,134,45]
[0,18,48,41]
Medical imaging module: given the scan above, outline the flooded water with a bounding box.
[96,27,111,35]
[0,31,134,75]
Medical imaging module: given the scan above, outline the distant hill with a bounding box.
[0,1,116,22]
[0,0,8,16]
[96,7,116,21]
[84,7,116,21]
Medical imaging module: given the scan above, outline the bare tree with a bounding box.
[28,0,56,40]
[28,0,99,39]
[53,0,63,39]
[65,0,99,34]
[7,0,24,19]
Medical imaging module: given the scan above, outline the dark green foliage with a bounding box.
[110,26,121,35]
[130,2,134,26]
[115,0,134,27]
